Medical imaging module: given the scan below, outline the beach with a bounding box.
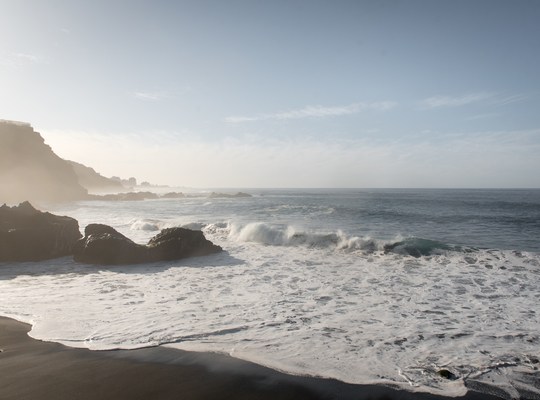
[0,316,510,400]
[1,189,539,399]
[0,316,323,400]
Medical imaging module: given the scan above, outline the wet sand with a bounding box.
[0,316,503,400]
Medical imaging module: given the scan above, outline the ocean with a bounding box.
[1,188,539,397]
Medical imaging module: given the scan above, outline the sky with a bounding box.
[1,0,540,188]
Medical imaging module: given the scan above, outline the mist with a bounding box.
[41,128,540,189]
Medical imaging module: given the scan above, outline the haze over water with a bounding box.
[1,0,540,188]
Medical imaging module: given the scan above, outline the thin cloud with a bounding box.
[420,92,528,109]
[465,113,499,121]
[0,52,46,67]
[133,91,167,101]
[493,94,528,106]
[225,101,397,123]
[225,116,260,123]
[14,53,41,63]
[420,93,495,109]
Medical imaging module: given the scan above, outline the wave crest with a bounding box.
[130,218,461,257]
[129,219,162,231]
[227,222,385,252]
[225,222,460,257]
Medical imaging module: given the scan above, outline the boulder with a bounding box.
[0,201,82,262]
[73,224,148,264]
[147,228,222,260]
[74,224,222,265]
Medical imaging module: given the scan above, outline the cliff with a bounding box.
[67,160,124,192]
[0,120,88,203]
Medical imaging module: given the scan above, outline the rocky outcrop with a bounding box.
[72,224,147,264]
[161,192,185,199]
[74,224,222,265]
[87,192,160,201]
[87,192,186,201]
[67,160,124,192]
[146,228,222,260]
[0,202,82,262]
[0,120,88,203]
[208,192,252,198]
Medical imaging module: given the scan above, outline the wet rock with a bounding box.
[437,369,458,380]
[73,224,147,264]
[89,191,159,201]
[0,201,82,262]
[73,224,222,265]
[208,192,252,198]
[160,192,185,199]
[147,228,222,261]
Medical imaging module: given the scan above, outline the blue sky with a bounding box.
[1,0,539,187]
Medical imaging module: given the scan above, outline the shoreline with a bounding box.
[0,317,506,400]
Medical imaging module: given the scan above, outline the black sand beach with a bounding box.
[0,316,509,400]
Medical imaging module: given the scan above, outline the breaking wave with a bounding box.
[130,219,474,257]
[129,219,474,257]
[224,222,460,256]
[129,218,162,231]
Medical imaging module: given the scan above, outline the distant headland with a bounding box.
[0,120,158,203]
[0,119,252,204]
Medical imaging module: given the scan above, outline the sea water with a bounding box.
[1,189,539,397]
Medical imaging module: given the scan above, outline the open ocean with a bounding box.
[1,188,539,397]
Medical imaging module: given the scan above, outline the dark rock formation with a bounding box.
[74,224,222,265]
[0,202,82,262]
[147,228,222,260]
[73,224,147,264]
[88,192,187,201]
[0,120,88,203]
[67,160,124,191]
[87,191,160,201]
[161,192,185,199]
[437,369,458,380]
[208,192,252,198]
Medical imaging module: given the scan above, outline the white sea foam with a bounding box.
[227,222,387,251]
[1,192,539,398]
[130,218,162,231]
[1,241,539,397]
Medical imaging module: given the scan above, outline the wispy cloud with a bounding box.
[420,93,495,109]
[493,94,529,106]
[420,92,528,109]
[225,101,397,123]
[133,91,168,101]
[0,52,47,67]
[465,113,499,121]
[14,53,41,63]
